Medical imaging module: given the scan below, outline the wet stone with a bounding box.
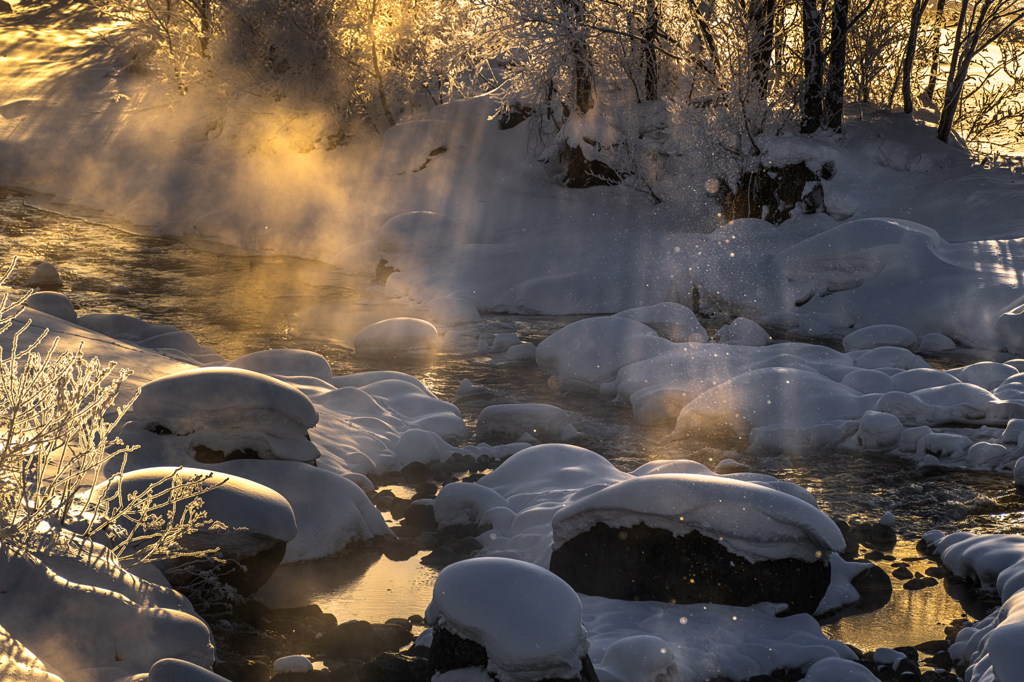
[903,576,939,590]
[893,566,914,580]
[420,547,464,567]
[213,657,272,682]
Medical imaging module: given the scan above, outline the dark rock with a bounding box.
[401,504,437,531]
[864,550,886,560]
[165,539,287,598]
[549,523,831,615]
[356,653,431,682]
[420,547,464,567]
[214,658,272,682]
[428,627,488,674]
[913,640,949,655]
[417,533,440,550]
[717,163,819,225]
[371,624,415,652]
[921,672,959,682]
[408,614,425,625]
[462,473,486,483]
[561,144,621,189]
[893,566,914,580]
[452,537,484,556]
[413,482,438,499]
[850,521,898,548]
[904,577,939,590]
[388,498,411,520]
[384,618,412,632]
[925,566,949,579]
[436,523,489,545]
[498,103,532,130]
[375,259,397,284]
[320,620,377,660]
[894,646,918,662]
[273,672,330,681]
[849,562,893,612]
[924,650,953,670]
[400,462,429,484]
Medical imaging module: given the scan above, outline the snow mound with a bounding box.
[715,317,771,346]
[551,474,844,563]
[594,635,678,682]
[614,303,707,343]
[353,317,439,355]
[505,343,536,361]
[918,333,956,353]
[479,444,630,503]
[476,404,578,444]
[0,548,214,680]
[148,658,231,681]
[0,624,62,682]
[842,325,918,352]
[429,557,589,682]
[227,349,333,381]
[536,316,671,392]
[433,482,513,530]
[24,292,76,323]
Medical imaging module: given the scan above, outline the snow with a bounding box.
[24,292,76,323]
[147,658,231,681]
[550,474,844,563]
[272,656,313,674]
[614,302,707,343]
[842,325,918,352]
[0,547,215,681]
[226,349,334,381]
[715,317,771,346]
[924,531,1024,682]
[352,317,439,355]
[428,557,590,682]
[433,482,514,530]
[476,404,578,443]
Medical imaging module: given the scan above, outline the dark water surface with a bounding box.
[3,185,1022,653]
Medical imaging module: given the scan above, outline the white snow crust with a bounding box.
[352,317,439,355]
[429,557,589,682]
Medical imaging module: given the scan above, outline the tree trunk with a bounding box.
[641,0,659,101]
[747,0,776,99]
[565,0,594,114]
[801,0,824,133]
[924,0,947,100]
[937,0,974,142]
[824,0,850,131]
[901,0,928,114]
[688,0,719,67]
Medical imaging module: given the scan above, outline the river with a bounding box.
[2,184,1022,656]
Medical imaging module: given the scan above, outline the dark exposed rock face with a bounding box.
[163,538,288,597]
[549,522,831,615]
[561,145,621,189]
[717,162,832,225]
[318,620,414,661]
[427,627,599,682]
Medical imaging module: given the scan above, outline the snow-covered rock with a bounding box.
[476,404,578,444]
[24,292,76,323]
[24,262,61,289]
[918,332,956,353]
[353,317,439,355]
[0,548,214,680]
[842,325,918,352]
[593,635,678,682]
[614,303,707,343]
[505,343,536,361]
[715,317,770,346]
[433,482,513,531]
[226,349,333,382]
[272,656,313,675]
[148,658,231,681]
[427,557,590,682]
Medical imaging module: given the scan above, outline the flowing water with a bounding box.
[3,185,1023,654]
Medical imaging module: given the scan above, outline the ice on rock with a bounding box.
[489,333,523,354]
[427,295,481,325]
[24,291,76,323]
[614,302,708,343]
[594,635,678,682]
[227,349,333,381]
[551,474,844,563]
[428,557,590,682]
[855,411,903,452]
[536,316,671,392]
[477,404,578,444]
[715,317,771,346]
[353,317,439,355]
[948,361,1019,392]
[842,325,918,352]
[918,332,956,353]
[916,432,973,460]
[967,441,1012,468]
[434,482,513,530]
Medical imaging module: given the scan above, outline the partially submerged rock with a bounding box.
[353,318,439,356]
[476,404,578,444]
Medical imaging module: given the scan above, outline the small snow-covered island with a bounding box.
[8,0,1024,681]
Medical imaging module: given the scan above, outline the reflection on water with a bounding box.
[3,186,1021,646]
[822,542,969,651]
[257,550,439,625]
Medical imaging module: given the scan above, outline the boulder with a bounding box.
[24,262,62,290]
[227,349,333,382]
[354,318,439,355]
[24,292,76,322]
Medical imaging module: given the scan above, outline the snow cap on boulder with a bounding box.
[551,474,844,563]
[614,302,708,343]
[24,292,76,323]
[842,325,918,352]
[353,318,439,355]
[227,349,334,382]
[428,557,590,682]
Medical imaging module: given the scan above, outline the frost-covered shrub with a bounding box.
[0,261,222,563]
